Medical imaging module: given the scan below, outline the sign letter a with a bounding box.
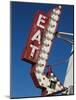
[31,30,41,44]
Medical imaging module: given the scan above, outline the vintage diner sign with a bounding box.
[22,5,66,96]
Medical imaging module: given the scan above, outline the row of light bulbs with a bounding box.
[35,6,63,95]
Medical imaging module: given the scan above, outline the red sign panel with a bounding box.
[22,11,49,64]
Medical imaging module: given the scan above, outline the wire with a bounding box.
[57,35,74,45]
[46,51,73,67]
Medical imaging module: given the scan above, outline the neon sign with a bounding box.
[22,6,66,96]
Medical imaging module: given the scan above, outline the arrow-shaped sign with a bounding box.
[22,5,66,96]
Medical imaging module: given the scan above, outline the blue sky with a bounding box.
[10,2,74,98]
